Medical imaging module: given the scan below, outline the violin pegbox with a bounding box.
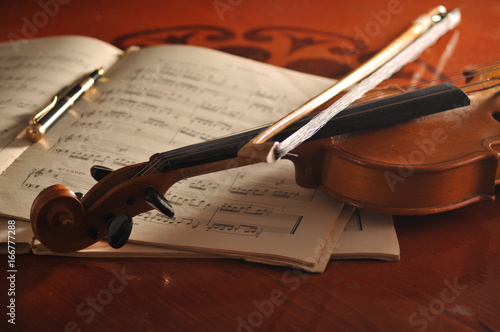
[90,165,114,181]
[106,213,133,248]
[144,186,175,218]
[87,164,175,248]
[99,186,174,249]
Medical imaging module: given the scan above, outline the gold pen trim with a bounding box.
[25,123,45,143]
[29,96,58,126]
[25,67,104,143]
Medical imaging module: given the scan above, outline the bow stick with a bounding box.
[238,6,461,163]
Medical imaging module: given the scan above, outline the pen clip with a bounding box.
[29,96,58,125]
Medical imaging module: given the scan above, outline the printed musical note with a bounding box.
[206,73,227,86]
[173,126,215,142]
[254,89,288,101]
[219,203,273,216]
[178,82,198,92]
[115,144,130,153]
[115,98,138,108]
[50,147,70,155]
[19,167,88,193]
[188,179,219,191]
[143,117,168,128]
[139,211,202,229]
[206,205,302,236]
[112,157,137,167]
[108,110,132,119]
[182,68,206,81]
[190,117,232,132]
[137,102,158,112]
[166,194,190,206]
[249,102,274,113]
[138,198,302,237]
[220,108,243,119]
[199,87,219,97]
[230,187,269,196]
[228,171,314,201]
[188,197,209,209]
[69,151,97,161]
[197,100,227,113]
[158,61,184,77]
[272,190,300,199]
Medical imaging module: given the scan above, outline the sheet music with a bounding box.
[0,43,344,270]
[331,210,400,261]
[0,36,123,174]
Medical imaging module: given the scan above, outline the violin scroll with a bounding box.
[30,184,86,252]
[30,161,184,252]
[31,184,135,251]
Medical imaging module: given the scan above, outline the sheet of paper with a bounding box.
[28,207,400,270]
[0,43,345,271]
[0,44,335,218]
[0,36,123,174]
[0,218,32,255]
[331,209,400,261]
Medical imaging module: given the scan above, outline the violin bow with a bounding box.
[238,6,461,163]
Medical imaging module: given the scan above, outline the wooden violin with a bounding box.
[30,63,499,253]
[293,63,500,215]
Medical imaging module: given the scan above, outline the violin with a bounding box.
[292,63,500,214]
[30,63,499,253]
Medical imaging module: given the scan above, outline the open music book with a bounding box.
[0,36,399,272]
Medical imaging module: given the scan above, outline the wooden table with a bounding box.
[1,0,499,331]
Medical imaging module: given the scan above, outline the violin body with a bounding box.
[290,65,500,214]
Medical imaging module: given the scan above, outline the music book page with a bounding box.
[0,39,347,271]
[0,36,399,272]
[0,36,123,174]
[331,210,400,261]
[3,207,399,270]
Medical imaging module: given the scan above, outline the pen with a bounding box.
[25,67,104,142]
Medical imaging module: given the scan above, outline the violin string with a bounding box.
[130,156,165,178]
[137,83,473,176]
[129,128,253,178]
[355,61,500,103]
[408,61,499,88]
[134,64,500,179]
[403,61,500,90]
[142,122,271,163]
[128,62,499,179]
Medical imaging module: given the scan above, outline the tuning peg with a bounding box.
[90,165,114,181]
[106,214,133,249]
[145,187,175,218]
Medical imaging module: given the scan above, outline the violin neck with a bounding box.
[149,82,469,173]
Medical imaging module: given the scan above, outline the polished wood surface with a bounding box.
[1,1,499,331]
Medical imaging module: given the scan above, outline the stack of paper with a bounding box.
[0,36,399,272]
